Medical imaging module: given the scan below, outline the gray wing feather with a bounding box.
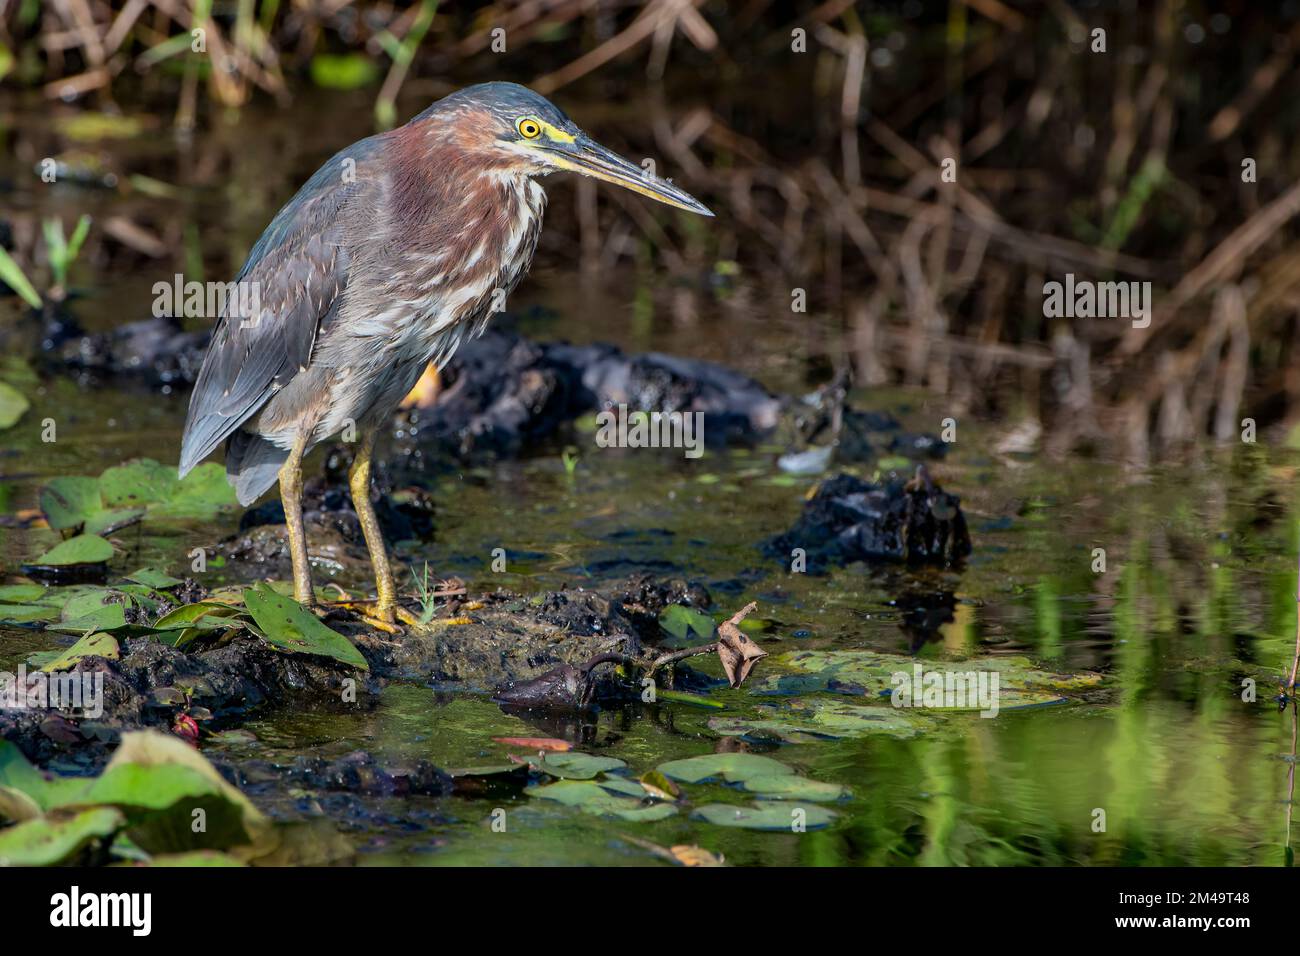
[178,136,385,477]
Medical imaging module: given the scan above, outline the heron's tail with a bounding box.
[225,431,288,506]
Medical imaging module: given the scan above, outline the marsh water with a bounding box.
[3,88,1299,866]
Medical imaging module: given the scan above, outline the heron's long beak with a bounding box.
[546,134,713,217]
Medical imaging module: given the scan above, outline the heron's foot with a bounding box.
[325,600,420,634]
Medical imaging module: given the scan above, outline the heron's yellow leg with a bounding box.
[349,431,397,624]
[278,435,313,606]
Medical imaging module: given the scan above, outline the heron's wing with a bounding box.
[178,136,385,476]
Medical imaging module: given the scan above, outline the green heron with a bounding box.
[178,82,711,626]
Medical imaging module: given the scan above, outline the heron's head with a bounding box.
[421,82,713,217]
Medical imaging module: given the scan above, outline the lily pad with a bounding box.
[58,588,127,631]
[40,477,142,535]
[39,459,236,533]
[741,774,848,802]
[39,632,119,673]
[88,730,273,856]
[242,584,368,671]
[657,753,794,784]
[32,534,113,567]
[528,780,678,821]
[0,584,52,604]
[125,568,183,589]
[0,806,124,865]
[761,649,1101,705]
[711,698,926,744]
[692,803,837,831]
[0,603,61,624]
[0,743,92,821]
[512,751,626,780]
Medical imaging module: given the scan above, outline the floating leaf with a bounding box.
[710,698,925,743]
[657,753,794,784]
[91,730,272,856]
[0,742,90,820]
[0,807,124,865]
[756,649,1101,705]
[0,584,51,604]
[59,588,127,631]
[242,584,368,670]
[40,476,144,536]
[692,803,836,831]
[0,604,60,624]
[32,534,113,566]
[39,632,119,672]
[528,780,677,821]
[741,774,848,801]
[125,568,182,589]
[511,751,625,780]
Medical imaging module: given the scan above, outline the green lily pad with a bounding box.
[692,803,837,831]
[741,774,848,801]
[32,534,113,566]
[0,742,92,821]
[39,477,135,535]
[59,588,127,631]
[658,604,716,641]
[0,806,124,865]
[40,459,236,533]
[711,698,926,743]
[125,568,183,589]
[0,584,52,604]
[761,649,1101,703]
[513,751,626,780]
[0,380,28,429]
[39,632,119,672]
[0,603,61,624]
[87,730,273,856]
[656,753,794,784]
[528,780,678,821]
[242,584,368,670]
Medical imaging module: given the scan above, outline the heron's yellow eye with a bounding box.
[517,118,542,139]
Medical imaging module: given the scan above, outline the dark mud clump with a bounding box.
[43,315,209,390]
[0,574,700,767]
[390,327,783,465]
[768,466,972,573]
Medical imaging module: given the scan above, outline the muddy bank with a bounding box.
[0,572,715,770]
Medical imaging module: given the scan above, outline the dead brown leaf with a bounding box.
[716,601,766,687]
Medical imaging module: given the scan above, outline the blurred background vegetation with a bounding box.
[2,0,1300,464]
